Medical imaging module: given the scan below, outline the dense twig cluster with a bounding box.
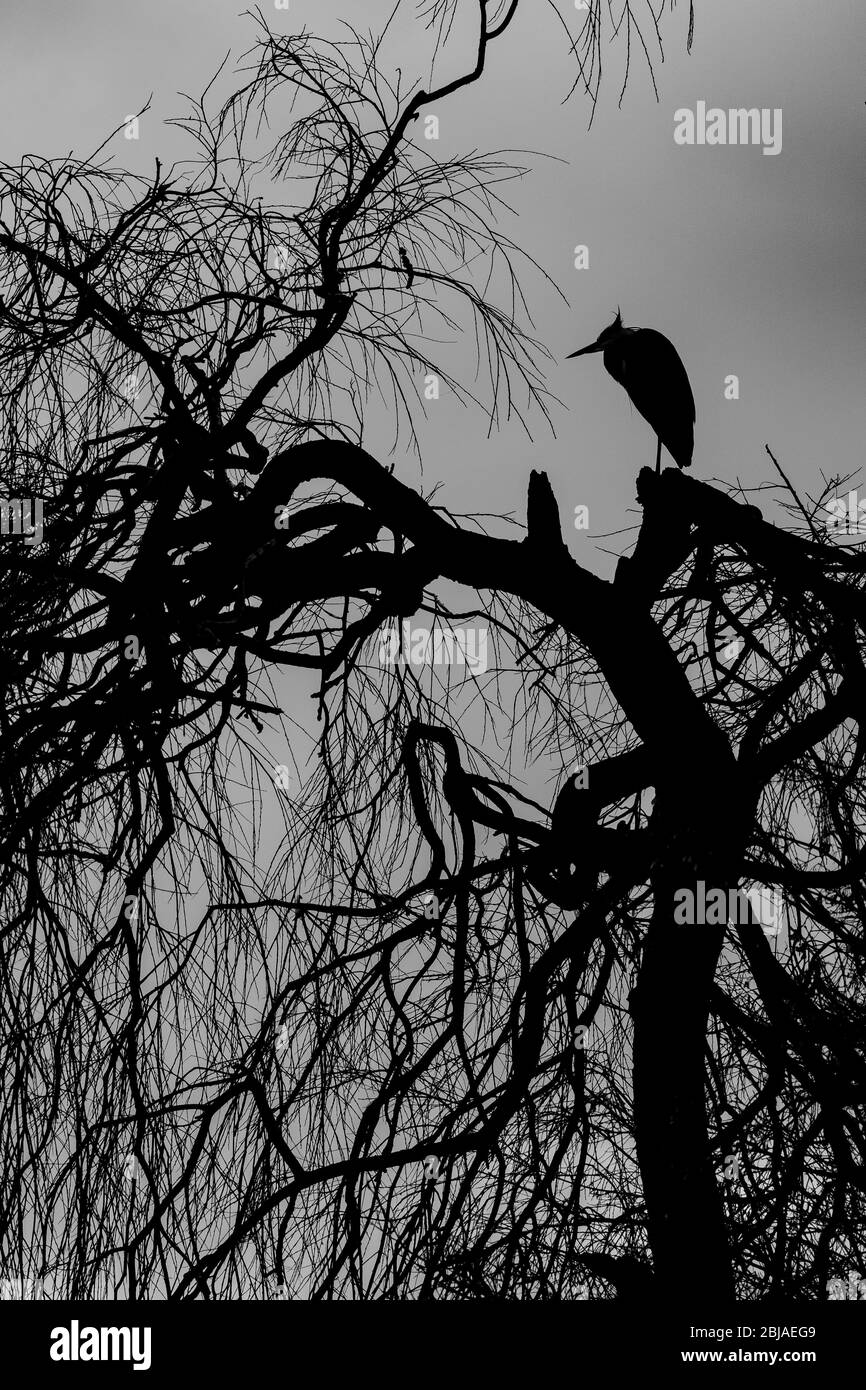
[3,2,863,1304]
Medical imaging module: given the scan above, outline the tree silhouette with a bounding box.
[1,2,864,1305]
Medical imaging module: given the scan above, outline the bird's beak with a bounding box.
[566,341,603,359]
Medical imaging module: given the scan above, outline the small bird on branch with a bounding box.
[398,245,415,289]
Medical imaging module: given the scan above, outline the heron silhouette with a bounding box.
[567,311,695,473]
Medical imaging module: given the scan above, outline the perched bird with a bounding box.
[549,768,602,906]
[398,245,415,289]
[567,311,695,472]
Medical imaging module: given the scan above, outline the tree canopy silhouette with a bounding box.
[1,1,864,1304]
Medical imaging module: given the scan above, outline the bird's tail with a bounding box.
[672,429,694,469]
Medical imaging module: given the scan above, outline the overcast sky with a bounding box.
[2,0,863,574]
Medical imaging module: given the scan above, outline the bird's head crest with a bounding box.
[597,309,624,344]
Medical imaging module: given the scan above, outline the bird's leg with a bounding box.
[655,436,662,475]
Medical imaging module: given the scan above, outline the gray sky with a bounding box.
[2,0,863,574]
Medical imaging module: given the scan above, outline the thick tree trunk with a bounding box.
[632,900,735,1300]
[631,770,750,1300]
